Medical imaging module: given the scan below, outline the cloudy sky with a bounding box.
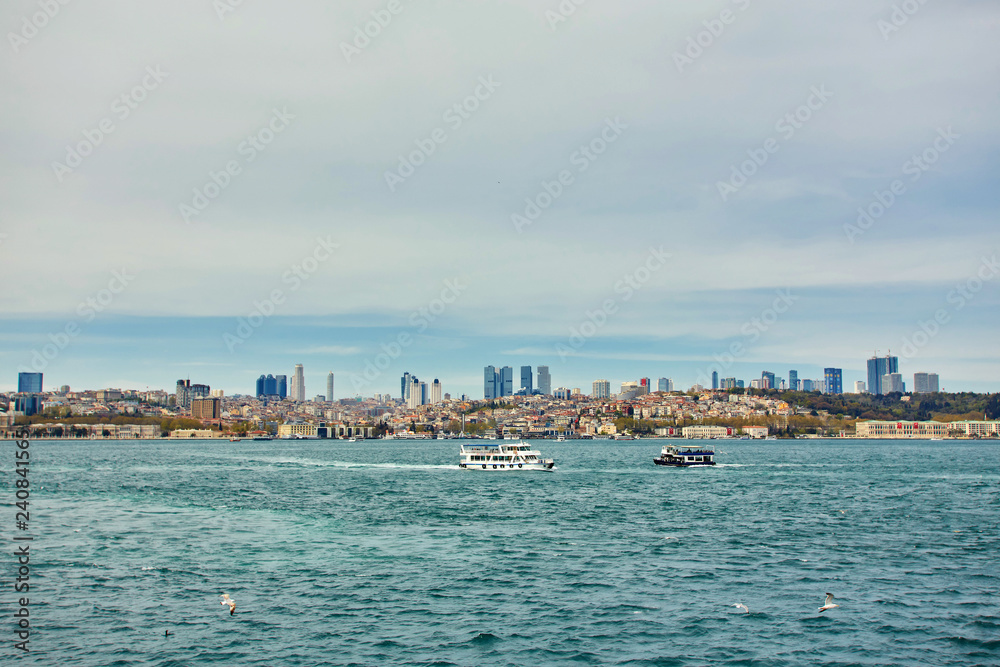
[2,0,998,398]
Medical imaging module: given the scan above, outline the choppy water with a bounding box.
[5,438,999,666]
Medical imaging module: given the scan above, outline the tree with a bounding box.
[986,395,1000,420]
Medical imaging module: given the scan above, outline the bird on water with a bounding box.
[732,603,749,614]
[220,593,236,615]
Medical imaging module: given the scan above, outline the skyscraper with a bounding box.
[824,368,843,394]
[483,366,498,400]
[640,378,651,395]
[402,372,413,401]
[854,380,867,393]
[327,372,335,402]
[657,377,669,392]
[867,353,899,395]
[520,366,533,394]
[256,375,266,397]
[291,364,305,402]
[275,375,287,398]
[537,366,551,395]
[882,372,904,394]
[431,379,442,403]
[175,379,190,408]
[592,379,611,399]
[788,370,798,391]
[500,366,513,397]
[913,372,939,393]
[711,371,718,390]
[761,371,775,390]
[18,372,42,393]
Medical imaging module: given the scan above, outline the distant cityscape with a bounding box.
[3,346,990,443]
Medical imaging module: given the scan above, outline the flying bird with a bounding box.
[818,593,839,613]
[732,603,749,614]
[220,593,236,615]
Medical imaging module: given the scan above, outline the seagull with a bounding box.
[164,630,172,637]
[818,593,839,613]
[732,603,749,614]
[220,593,236,615]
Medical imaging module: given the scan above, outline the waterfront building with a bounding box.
[291,364,305,402]
[682,425,736,438]
[593,379,611,399]
[913,373,939,393]
[948,421,1000,437]
[483,366,498,400]
[711,371,719,390]
[537,366,551,395]
[327,372,335,402]
[18,372,42,394]
[867,353,899,395]
[824,368,843,395]
[520,366,533,394]
[856,420,949,438]
[788,370,798,391]
[882,372,904,394]
[500,366,513,397]
[854,381,867,393]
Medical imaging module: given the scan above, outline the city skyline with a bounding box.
[2,352,963,401]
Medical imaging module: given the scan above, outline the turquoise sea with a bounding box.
[4,438,999,666]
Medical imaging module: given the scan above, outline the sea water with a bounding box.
[5,438,999,666]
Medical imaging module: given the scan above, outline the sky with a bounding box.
[2,0,999,398]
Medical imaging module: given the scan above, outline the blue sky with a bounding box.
[2,1,999,398]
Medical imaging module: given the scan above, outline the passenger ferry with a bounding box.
[459,441,555,471]
[654,444,716,467]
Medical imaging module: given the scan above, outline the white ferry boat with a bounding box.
[459,441,555,471]
[653,444,716,467]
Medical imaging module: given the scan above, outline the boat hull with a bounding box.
[653,458,715,467]
[459,461,555,471]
